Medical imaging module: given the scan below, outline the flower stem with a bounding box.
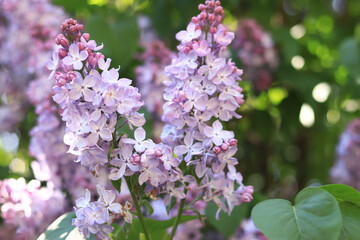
[167,197,186,240]
[125,177,151,240]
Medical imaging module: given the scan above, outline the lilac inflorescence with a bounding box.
[233,19,278,91]
[161,0,253,218]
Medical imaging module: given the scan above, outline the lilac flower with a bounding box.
[122,127,154,152]
[69,75,96,102]
[212,65,234,85]
[87,116,113,145]
[193,40,211,57]
[176,22,201,43]
[198,54,225,79]
[204,120,234,146]
[62,44,88,70]
[109,145,139,180]
[174,132,203,162]
[214,28,234,46]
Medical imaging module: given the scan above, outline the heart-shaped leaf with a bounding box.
[321,184,360,240]
[37,212,93,240]
[251,187,342,240]
[338,202,360,240]
[321,184,360,208]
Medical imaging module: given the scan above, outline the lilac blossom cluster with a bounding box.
[330,118,360,190]
[0,0,65,131]
[73,185,132,239]
[50,19,152,238]
[0,178,66,240]
[161,0,253,217]
[233,19,278,92]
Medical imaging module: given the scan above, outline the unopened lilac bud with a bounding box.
[215,6,223,14]
[208,13,215,21]
[213,146,221,154]
[198,4,206,11]
[130,153,141,165]
[241,193,253,202]
[60,38,69,48]
[209,27,217,34]
[178,91,186,102]
[244,185,254,195]
[228,138,237,146]
[200,11,207,19]
[66,71,76,82]
[209,1,215,8]
[235,96,244,105]
[82,33,90,41]
[154,148,163,157]
[192,17,199,23]
[77,24,83,31]
[77,42,85,51]
[215,1,221,6]
[220,142,229,151]
[58,48,68,59]
[88,56,97,68]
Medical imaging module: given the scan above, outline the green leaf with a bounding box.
[251,187,342,240]
[321,184,360,208]
[37,212,93,240]
[338,202,360,240]
[142,199,154,217]
[320,184,360,240]
[127,215,197,240]
[205,202,249,238]
[111,224,127,240]
[166,196,177,215]
[111,178,122,194]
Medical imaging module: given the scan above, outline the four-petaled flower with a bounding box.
[62,44,88,70]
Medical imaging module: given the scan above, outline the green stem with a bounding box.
[167,197,186,240]
[125,177,151,240]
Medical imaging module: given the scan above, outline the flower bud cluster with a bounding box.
[161,0,253,217]
[0,178,66,240]
[331,118,360,190]
[233,19,278,91]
